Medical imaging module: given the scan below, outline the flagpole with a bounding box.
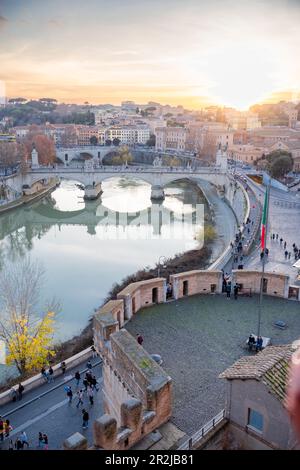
[257,178,271,338]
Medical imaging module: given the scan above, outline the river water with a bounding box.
[0,176,208,382]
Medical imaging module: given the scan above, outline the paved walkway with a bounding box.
[243,176,300,284]
[0,357,103,450]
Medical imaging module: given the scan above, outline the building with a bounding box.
[155,127,187,152]
[76,126,106,146]
[106,126,150,145]
[224,109,261,130]
[218,344,300,450]
[228,143,265,164]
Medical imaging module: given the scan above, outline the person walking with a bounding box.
[43,434,48,450]
[86,360,92,371]
[76,389,84,408]
[276,233,279,240]
[91,375,99,392]
[233,284,238,300]
[15,437,23,450]
[4,419,11,438]
[38,432,44,448]
[48,366,54,383]
[60,361,66,375]
[18,383,24,400]
[91,345,97,358]
[83,376,88,391]
[284,241,287,250]
[75,371,81,388]
[288,252,291,260]
[41,367,48,382]
[285,250,288,259]
[87,386,94,406]
[0,417,4,443]
[136,334,144,345]
[226,283,231,299]
[82,409,89,429]
[280,237,283,246]
[20,431,29,448]
[8,439,14,451]
[66,386,73,404]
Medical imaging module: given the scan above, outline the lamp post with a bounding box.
[157,255,167,278]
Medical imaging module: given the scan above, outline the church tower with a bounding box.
[31,143,39,168]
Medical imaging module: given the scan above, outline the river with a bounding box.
[0,176,208,382]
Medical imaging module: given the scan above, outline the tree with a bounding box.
[146,134,156,147]
[105,139,112,146]
[0,142,18,167]
[111,146,133,165]
[136,107,140,114]
[24,132,56,165]
[112,138,121,146]
[266,150,294,179]
[0,258,58,375]
[90,135,98,146]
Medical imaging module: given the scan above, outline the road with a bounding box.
[0,357,103,450]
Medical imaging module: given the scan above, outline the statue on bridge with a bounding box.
[153,155,163,167]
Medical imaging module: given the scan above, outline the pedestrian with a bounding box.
[288,252,291,260]
[91,345,97,358]
[66,386,73,404]
[87,386,94,405]
[83,377,88,391]
[75,371,81,387]
[234,284,238,300]
[0,417,4,442]
[8,439,14,451]
[43,433,48,450]
[76,389,84,408]
[48,366,54,383]
[226,284,231,298]
[4,419,11,437]
[280,237,283,246]
[260,251,264,260]
[285,250,288,259]
[272,233,275,240]
[136,334,144,345]
[41,366,48,382]
[91,375,99,392]
[18,383,24,400]
[86,360,92,371]
[20,431,29,448]
[15,437,23,450]
[60,361,66,375]
[82,409,89,429]
[284,241,287,250]
[276,234,279,240]
[10,388,17,402]
[38,432,44,448]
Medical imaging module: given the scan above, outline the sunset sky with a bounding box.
[1,0,300,109]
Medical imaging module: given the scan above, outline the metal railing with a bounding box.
[177,409,226,450]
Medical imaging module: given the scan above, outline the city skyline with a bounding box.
[1,0,300,110]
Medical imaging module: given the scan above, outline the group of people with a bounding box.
[222,272,239,300]
[2,430,33,451]
[247,334,263,352]
[270,234,299,261]
[10,383,24,402]
[0,416,12,442]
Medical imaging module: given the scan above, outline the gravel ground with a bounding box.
[126,294,300,435]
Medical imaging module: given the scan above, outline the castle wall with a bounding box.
[232,270,289,298]
[169,270,223,299]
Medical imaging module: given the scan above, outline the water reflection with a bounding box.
[0,177,207,343]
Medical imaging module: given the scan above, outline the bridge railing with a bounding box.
[29,165,221,174]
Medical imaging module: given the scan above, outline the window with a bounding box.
[248,408,263,432]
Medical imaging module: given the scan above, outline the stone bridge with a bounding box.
[55,145,119,165]
[17,165,230,200]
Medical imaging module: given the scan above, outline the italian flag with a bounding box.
[261,188,269,251]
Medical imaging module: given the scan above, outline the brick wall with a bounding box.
[232,270,289,298]
[170,270,223,299]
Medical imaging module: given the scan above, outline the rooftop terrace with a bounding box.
[126,294,300,435]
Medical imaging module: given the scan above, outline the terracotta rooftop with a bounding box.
[219,344,296,403]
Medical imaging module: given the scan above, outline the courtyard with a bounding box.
[126,294,300,435]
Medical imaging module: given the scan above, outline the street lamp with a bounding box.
[157,255,167,278]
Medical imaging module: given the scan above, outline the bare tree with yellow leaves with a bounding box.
[0,257,58,375]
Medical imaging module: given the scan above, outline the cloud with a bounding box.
[0,16,8,29]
